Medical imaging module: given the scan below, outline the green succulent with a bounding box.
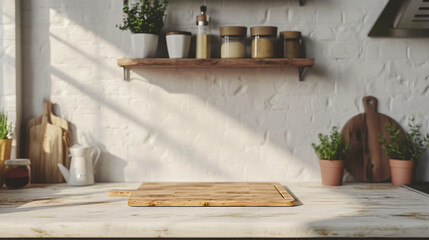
[312,126,348,160]
[379,116,429,162]
[0,110,12,139]
[117,0,168,34]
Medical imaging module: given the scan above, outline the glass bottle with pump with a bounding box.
[196,5,211,59]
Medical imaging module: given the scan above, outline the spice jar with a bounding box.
[3,159,31,188]
[250,26,277,58]
[280,31,302,58]
[220,26,247,58]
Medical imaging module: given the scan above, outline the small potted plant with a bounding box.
[117,0,168,58]
[312,126,348,186]
[379,117,429,186]
[0,110,13,186]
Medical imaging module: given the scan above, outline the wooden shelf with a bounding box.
[117,58,314,81]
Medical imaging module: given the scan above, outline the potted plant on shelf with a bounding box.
[0,110,13,186]
[312,126,348,186]
[117,0,168,58]
[379,117,429,186]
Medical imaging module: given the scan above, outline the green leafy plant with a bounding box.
[0,111,12,139]
[312,126,348,160]
[379,117,429,162]
[117,0,168,34]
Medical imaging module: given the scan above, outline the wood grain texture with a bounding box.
[109,182,295,207]
[29,120,64,183]
[341,96,404,182]
[27,100,72,183]
[26,101,72,169]
[117,58,314,68]
[107,189,135,197]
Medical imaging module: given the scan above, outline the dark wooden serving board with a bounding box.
[341,96,404,182]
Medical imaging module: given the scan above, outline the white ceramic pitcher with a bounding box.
[58,144,100,186]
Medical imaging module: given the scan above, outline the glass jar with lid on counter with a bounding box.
[220,26,247,58]
[3,159,31,188]
[250,26,277,58]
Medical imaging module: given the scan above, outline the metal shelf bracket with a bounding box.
[123,67,130,81]
[299,65,311,81]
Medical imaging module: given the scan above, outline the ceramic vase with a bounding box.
[131,33,159,58]
[319,159,344,186]
[389,159,415,186]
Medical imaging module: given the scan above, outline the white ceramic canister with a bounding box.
[166,31,192,58]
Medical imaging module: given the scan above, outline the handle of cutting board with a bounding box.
[106,189,136,197]
[43,100,53,122]
[363,96,377,113]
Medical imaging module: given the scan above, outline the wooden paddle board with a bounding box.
[27,101,72,183]
[108,182,295,207]
[341,96,404,182]
[26,100,72,169]
[28,115,65,183]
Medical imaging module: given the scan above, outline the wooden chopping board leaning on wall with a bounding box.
[341,96,404,182]
[26,100,73,183]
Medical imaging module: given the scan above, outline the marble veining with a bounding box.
[0,182,429,238]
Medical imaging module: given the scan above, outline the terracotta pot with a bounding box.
[389,159,415,186]
[0,139,12,186]
[319,159,344,186]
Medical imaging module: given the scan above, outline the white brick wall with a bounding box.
[1,0,16,114]
[0,0,18,157]
[18,0,429,182]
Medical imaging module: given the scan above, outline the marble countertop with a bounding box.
[1,182,429,238]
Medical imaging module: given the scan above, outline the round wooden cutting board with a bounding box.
[341,96,404,182]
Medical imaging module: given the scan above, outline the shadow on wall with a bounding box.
[129,67,321,181]
[20,0,376,182]
[416,152,429,181]
[20,0,323,181]
[21,4,52,157]
[301,36,328,78]
[0,8,18,113]
[49,66,237,181]
[20,2,130,181]
[69,124,127,182]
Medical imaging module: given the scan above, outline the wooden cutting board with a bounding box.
[26,100,72,169]
[108,182,295,207]
[341,96,404,182]
[29,117,64,183]
[27,101,70,131]
[27,101,70,183]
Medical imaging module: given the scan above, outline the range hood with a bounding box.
[369,0,429,37]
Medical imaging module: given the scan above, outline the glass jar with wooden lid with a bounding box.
[220,26,247,58]
[280,31,302,58]
[250,26,277,58]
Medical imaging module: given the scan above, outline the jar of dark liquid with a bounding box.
[4,159,31,188]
